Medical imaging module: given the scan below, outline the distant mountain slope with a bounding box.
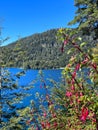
[0,29,97,69]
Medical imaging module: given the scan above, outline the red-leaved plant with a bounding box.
[26,28,98,130]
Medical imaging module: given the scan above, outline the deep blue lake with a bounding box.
[1,68,62,108]
[8,68,62,86]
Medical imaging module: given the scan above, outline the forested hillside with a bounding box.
[0,28,97,69]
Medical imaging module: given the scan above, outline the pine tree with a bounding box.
[68,0,98,38]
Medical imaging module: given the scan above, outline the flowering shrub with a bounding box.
[26,28,98,130]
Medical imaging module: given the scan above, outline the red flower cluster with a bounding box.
[64,40,69,45]
[41,121,50,129]
[75,63,80,71]
[66,91,72,97]
[80,107,89,121]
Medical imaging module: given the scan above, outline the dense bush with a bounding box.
[26,28,98,130]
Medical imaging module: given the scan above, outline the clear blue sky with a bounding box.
[0,0,76,45]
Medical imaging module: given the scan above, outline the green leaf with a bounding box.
[67,48,75,54]
[78,37,82,41]
[80,42,87,47]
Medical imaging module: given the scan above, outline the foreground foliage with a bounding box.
[25,28,98,130]
[0,68,33,130]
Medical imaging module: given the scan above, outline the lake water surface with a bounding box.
[1,68,62,107]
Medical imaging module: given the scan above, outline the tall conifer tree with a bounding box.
[69,0,98,38]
